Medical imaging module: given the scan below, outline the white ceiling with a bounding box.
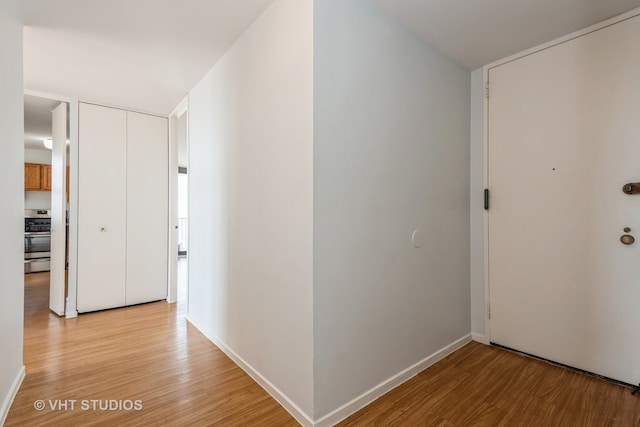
[21,0,640,123]
[24,94,61,150]
[376,0,640,70]
[21,0,274,116]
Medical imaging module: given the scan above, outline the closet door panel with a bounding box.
[77,103,127,312]
[126,111,169,305]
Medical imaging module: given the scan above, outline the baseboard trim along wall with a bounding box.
[314,334,473,427]
[0,366,25,426]
[472,333,490,345]
[187,315,472,426]
[185,316,314,427]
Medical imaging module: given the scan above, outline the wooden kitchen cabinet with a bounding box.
[24,163,42,190]
[24,162,62,192]
[41,164,52,190]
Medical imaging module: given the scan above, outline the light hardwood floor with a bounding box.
[7,272,640,426]
[7,272,298,426]
[339,342,640,426]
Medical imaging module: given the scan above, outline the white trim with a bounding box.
[314,334,472,427]
[485,7,640,71]
[0,366,25,425]
[66,99,79,318]
[167,95,189,305]
[482,65,491,344]
[185,317,314,427]
[482,5,640,349]
[472,333,490,345]
[24,89,71,103]
[169,95,188,118]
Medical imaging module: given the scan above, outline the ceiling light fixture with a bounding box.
[42,138,71,150]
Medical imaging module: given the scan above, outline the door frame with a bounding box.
[482,6,640,343]
[49,101,68,316]
[167,96,188,305]
[23,90,79,318]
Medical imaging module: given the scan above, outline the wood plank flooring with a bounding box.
[7,271,640,426]
[339,342,640,426]
[6,272,298,426]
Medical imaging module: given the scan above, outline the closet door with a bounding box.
[77,103,127,312]
[126,111,168,305]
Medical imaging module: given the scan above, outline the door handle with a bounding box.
[620,234,635,245]
[622,182,640,194]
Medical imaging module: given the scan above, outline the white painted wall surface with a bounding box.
[25,192,51,210]
[0,0,25,422]
[313,0,471,418]
[187,0,314,420]
[25,148,51,164]
[469,68,486,339]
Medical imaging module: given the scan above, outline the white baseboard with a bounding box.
[0,366,25,426]
[185,317,472,427]
[472,332,490,345]
[314,334,472,427]
[186,317,314,427]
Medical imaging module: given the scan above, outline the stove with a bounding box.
[24,209,51,273]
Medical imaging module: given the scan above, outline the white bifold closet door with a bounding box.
[77,103,127,312]
[126,111,168,305]
[77,103,168,313]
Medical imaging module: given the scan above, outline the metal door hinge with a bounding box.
[484,189,490,210]
[487,303,491,319]
[485,82,489,99]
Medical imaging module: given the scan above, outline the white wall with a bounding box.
[0,0,25,422]
[469,68,486,339]
[24,148,53,209]
[187,0,314,421]
[313,0,471,419]
[25,147,52,164]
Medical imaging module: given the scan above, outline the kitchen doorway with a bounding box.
[23,93,70,317]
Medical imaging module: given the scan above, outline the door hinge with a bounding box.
[487,302,491,319]
[485,82,489,99]
[484,189,490,210]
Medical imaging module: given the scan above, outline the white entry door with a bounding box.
[488,13,640,385]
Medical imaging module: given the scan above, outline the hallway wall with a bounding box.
[0,0,25,422]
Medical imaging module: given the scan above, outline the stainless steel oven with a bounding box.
[24,209,51,273]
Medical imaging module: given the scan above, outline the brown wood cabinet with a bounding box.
[41,164,52,191]
[25,162,70,199]
[24,163,42,190]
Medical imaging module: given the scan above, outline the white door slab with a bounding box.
[125,111,168,305]
[488,13,640,385]
[77,103,127,312]
[49,101,67,316]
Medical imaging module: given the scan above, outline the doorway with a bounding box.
[23,94,69,317]
[169,99,189,309]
